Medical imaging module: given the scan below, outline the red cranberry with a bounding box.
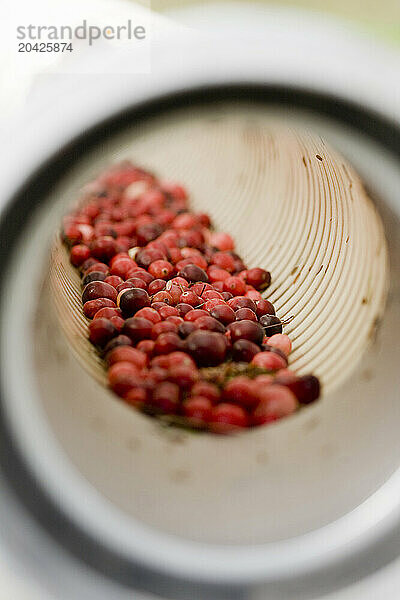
[134,307,161,324]
[186,330,227,366]
[93,307,121,320]
[255,299,276,318]
[209,304,236,325]
[232,340,260,362]
[158,305,179,319]
[83,262,109,275]
[82,281,117,304]
[195,316,226,333]
[178,321,197,338]
[184,309,209,322]
[108,362,141,397]
[91,236,117,261]
[82,271,107,286]
[83,298,116,319]
[179,291,203,307]
[227,320,264,345]
[148,279,167,295]
[284,375,320,404]
[151,291,173,305]
[235,308,258,322]
[104,335,133,353]
[178,264,209,283]
[209,232,234,251]
[110,257,136,279]
[222,376,259,409]
[149,260,174,280]
[136,339,155,359]
[88,318,117,347]
[191,381,220,403]
[135,248,166,269]
[210,403,248,433]
[183,397,212,425]
[259,314,282,336]
[167,365,199,389]
[119,288,151,317]
[123,317,153,344]
[136,223,163,245]
[176,303,193,318]
[243,268,271,291]
[151,382,180,414]
[154,332,184,355]
[151,321,178,340]
[106,345,147,368]
[70,244,91,267]
[228,296,257,312]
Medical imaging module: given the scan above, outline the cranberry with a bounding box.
[256,299,276,318]
[184,309,209,322]
[124,387,148,407]
[209,304,236,325]
[221,292,233,301]
[266,333,292,356]
[123,317,153,344]
[227,320,264,345]
[195,316,226,333]
[158,305,179,319]
[211,251,235,272]
[151,291,173,305]
[110,257,136,279]
[176,303,193,318]
[186,330,227,366]
[82,281,117,304]
[251,352,287,371]
[93,307,121,320]
[70,244,91,267]
[179,291,203,307]
[136,248,166,269]
[209,232,235,251]
[63,223,83,245]
[191,381,220,403]
[83,298,116,319]
[104,335,133,353]
[151,321,178,340]
[119,288,151,317]
[183,397,213,425]
[222,376,259,409]
[235,308,258,322]
[91,236,117,261]
[88,318,117,347]
[178,321,197,338]
[134,307,161,324]
[285,375,320,404]
[178,264,209,283]
[207,266,231,283]
[232,339,260,362]
[82,271,107,286]
[149,259,174,280]
[151,382,180,414]
[84,262,109,275]
[253,385,297,423]
[148,279,167,295]
[228,296,257,312]
[210,403,248,433]
[136,339,155,358]
[106,345,147,368]
[168,365,198,389]
[127,270,154,286]
[108,362,141,397]
[259,314,283,336]
[154,332,184,355]
[136,223,163,245]
[243,267,271,291]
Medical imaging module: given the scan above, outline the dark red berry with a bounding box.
[178,264,209,283]
[88,318,117,347]
[227,320,264,345]
[232,339,260,362]
[195,316,226,333]
[123,317,153,344]
[285,375,320,404]
[186,330,227,366]
[255,299,275,318]
[119,288,151,317]
[82,271,107,286]
[82,281,118,304]
[259,314,282,336]
[235,308,258,322]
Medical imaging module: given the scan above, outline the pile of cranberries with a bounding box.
[62,162,320,433]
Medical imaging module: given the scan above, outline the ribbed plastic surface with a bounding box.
[50,111,389,394]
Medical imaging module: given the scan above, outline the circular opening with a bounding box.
[0,86,399,587]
